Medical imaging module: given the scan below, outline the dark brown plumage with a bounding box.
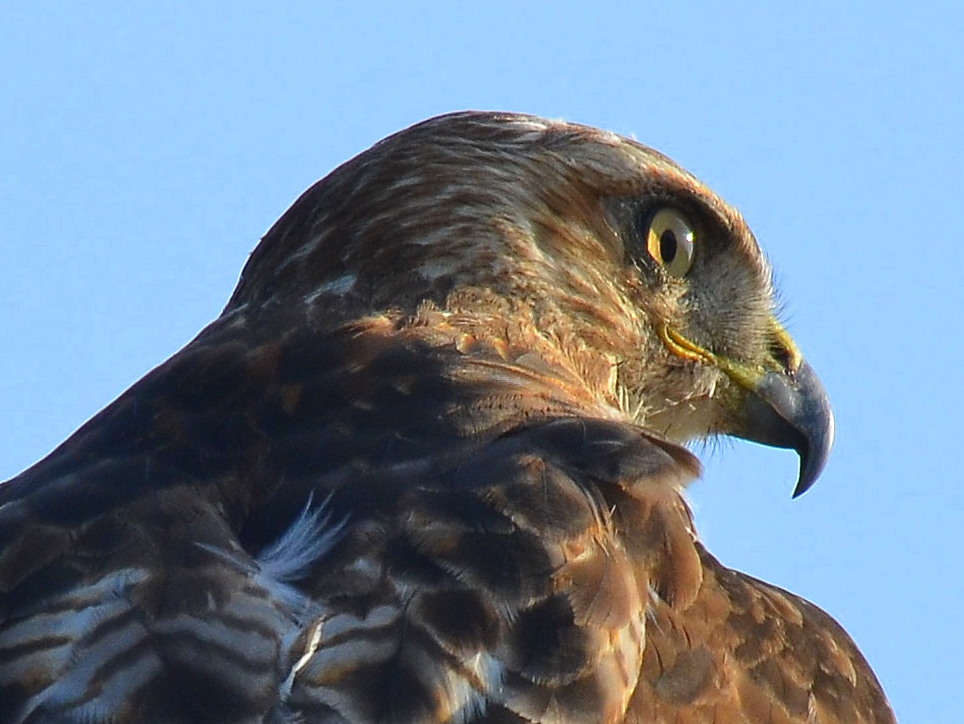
[0,112,895,723]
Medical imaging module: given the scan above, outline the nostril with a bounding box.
[770,341,795,373]
[769,322,804,375]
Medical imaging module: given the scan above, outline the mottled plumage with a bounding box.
[0,112,895,723]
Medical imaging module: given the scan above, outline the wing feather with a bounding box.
[0,310,894,723]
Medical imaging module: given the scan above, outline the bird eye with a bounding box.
[646,208,695,277]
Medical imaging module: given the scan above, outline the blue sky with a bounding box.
[1,3,960,721]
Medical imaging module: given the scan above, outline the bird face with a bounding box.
[604,185,834,496]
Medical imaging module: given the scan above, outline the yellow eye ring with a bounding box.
[646,208,696,277]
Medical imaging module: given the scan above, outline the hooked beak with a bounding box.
[736,359,835,497]
[659,322,835,496]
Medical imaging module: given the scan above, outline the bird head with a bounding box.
[227,111,833,495]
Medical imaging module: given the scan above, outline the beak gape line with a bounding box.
[658,323,835,496]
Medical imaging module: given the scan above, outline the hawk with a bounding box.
[0,112,896,724]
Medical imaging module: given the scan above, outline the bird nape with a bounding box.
[0,112,895,724]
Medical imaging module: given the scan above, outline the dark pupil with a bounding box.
[660,229,677,263]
